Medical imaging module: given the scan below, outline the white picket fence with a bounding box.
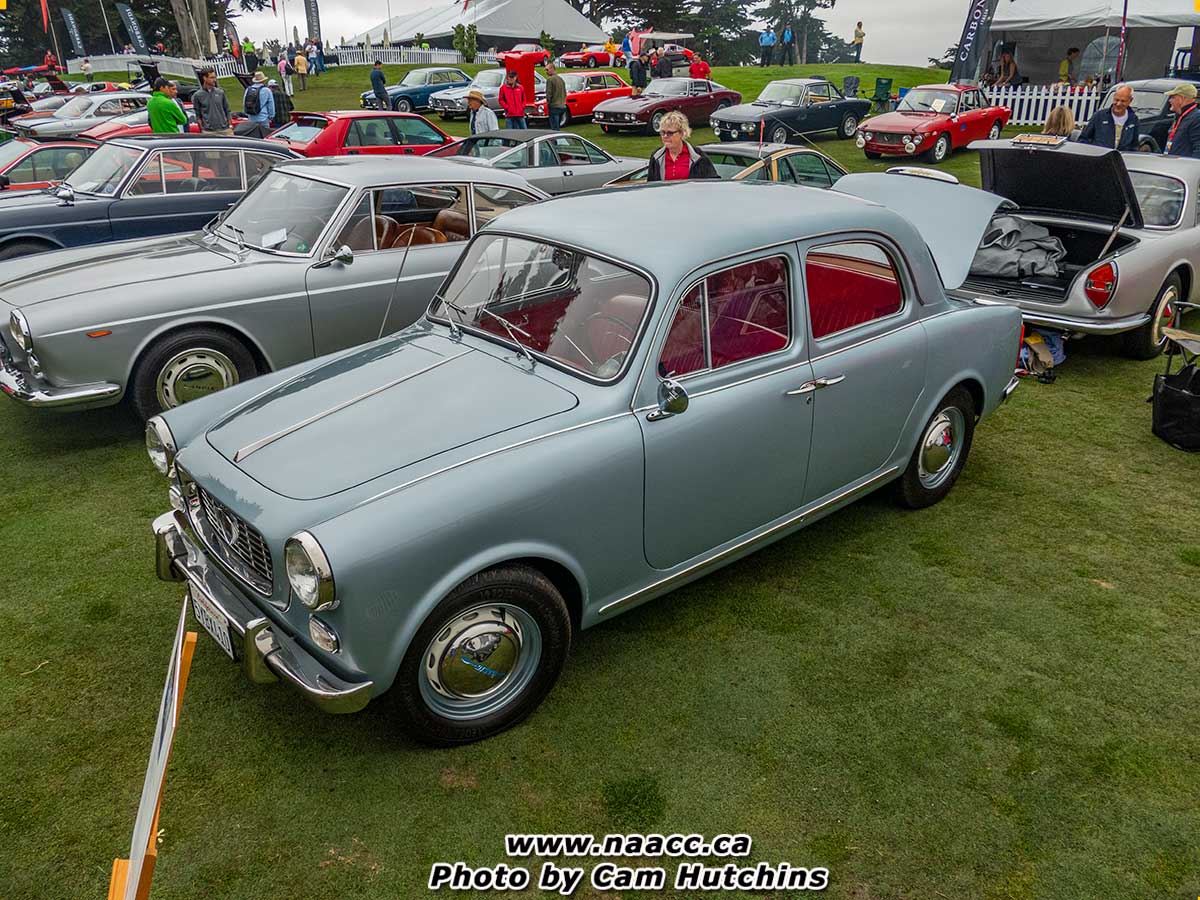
[986,84,1102,127]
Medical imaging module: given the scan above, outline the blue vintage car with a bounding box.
[0,134,297,260]
[151,174,1022,745]
[358,66,472,112]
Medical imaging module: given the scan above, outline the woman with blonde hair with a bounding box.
[646,110,719,181]
[1043,106,1076,137]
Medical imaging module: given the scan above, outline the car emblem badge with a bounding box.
[217,510,240,545]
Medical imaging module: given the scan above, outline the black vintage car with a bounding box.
[0,134,297,260]
[1101,78,1196,152]
[709,77,871,145]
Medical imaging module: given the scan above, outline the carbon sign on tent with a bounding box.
[949,0,1002,84]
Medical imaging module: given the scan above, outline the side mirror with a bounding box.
[332,244,354,265]
[647,378,689,421]
[0,174,10,189]
[54,183,74,206]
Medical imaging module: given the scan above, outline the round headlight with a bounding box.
[9,309,31,352]
[145,415,176,476]
[285,531,336,611]
[856,135,866,148]
[865,131,874,141]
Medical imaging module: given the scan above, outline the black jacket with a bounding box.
[646,142,719,181]
[1078,107,1140,150]
[192,85,231,131]
[628,58,647,88]
[653,56,673,78]
[1166,104,1200,158]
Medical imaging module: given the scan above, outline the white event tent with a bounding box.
[989,0,1200,82]
[349,0,606,49]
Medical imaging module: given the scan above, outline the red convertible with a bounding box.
[496,43,552,66]
[592,77,740,134]
[266,110,452,157]
[524,72,632,124]
[560,45,625,68]
[856,83,1010,164]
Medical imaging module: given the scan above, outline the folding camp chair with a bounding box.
[868,77,893,113]
[1151,301,1200,450]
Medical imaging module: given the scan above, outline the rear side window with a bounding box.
[658,256,791,377]
[806,241,903,339]
[392,117,445,144]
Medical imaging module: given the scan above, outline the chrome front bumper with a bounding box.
[153,510,373,714]
[0,351,120,408]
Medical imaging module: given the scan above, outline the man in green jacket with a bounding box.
[544,62,567,130]
[148,78,188,133]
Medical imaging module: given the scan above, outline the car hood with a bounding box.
[971,138,1144,229]
[0,233,236,308]
[0,187,104,213]
[597,95,669,113]
[711,102,788,123]
[834,172,1015,291]
[433,86,472,100]
[205,332,579,500]
[864,110,946,132]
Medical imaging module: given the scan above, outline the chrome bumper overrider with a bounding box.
[0,352,120,408]
[1003,374,1020,400]
[153,510,373,714]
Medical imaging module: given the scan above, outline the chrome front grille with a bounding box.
[197,485,273,590]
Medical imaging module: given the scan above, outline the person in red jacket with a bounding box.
[498,69,529,129]
[43,49,59,71]
[689,57,711,80]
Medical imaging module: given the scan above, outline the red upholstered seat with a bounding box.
[806,254,902,339]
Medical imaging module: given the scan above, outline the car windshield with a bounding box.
[513,44,539,51]
[64,143,143,194]
[757,82,805,105]
[561,74,588,91]
[400,70,429,86]
[431,234,653,381]
[899,89,959,114]
[0,140,32,169]
[54,96,93,118]
[705,151,756,177]
[473,70,505,89]
[586,45,604,52]
[645,78,690,97]
[431,136,522,159]
[271,115,328,142]
[31,96,65,111]
[1129,170,1186,227]
[1106,88,1165,116]
[218,170,347,253]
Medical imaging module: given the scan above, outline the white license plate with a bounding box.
[191,588,235,660]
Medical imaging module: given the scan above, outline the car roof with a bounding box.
[1120,78,1192,91]
[76,90,150,100]
[490,180,911,289]
[466,128,562,142]
[698,141,802,156]
[1121,150,1200,178]
[272,154,540,190]
[110,134,295,152]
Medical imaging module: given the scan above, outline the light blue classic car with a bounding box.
[151,175,1022,745]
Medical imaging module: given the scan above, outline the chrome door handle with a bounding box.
[786,374,845,396]
[563,169,573,176]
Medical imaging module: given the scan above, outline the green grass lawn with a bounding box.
[3,59,1200,900]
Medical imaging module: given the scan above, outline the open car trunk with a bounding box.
[961,215,1138,303]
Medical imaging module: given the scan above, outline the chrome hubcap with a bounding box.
[419,603,542,721]
[989,123,1001,139]
[773,127,787,143]
[918,407,965,490]
[1152,285,1178,347]
[651,113,663,131]
[156,347,239,409]
[843,116,857,136]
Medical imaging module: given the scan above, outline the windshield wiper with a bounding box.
[435,295,536,365]
[221,223,246,251]
[433,293,465,338]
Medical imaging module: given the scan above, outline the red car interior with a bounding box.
[806,253,902,339]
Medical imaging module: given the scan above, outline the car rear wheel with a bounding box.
[393,565,572,746]
[894,386,976,509]
[840,113,859,138]
[988,120,1003,140]
[130,326,258,421]
[587,57,597,68]
[923,132,952,164]
[770,124,789,144]
[393,97,412,113]
[1123,273,1182,360]
[0,239,55,260]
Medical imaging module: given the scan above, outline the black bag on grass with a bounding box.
[1152,363,1200,451]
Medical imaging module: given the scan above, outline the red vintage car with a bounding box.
[592,77,740,134]
[560,45,625,68]
[0,138,93,190]
[524,71,632,124]
[77,107,249,141]
[266,109,452,157]
[496,43,552,66]
[856,83,1010,164]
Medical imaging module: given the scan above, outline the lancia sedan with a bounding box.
[0,157,547,419]
[149,176,1022,745]
[710,78,870,145]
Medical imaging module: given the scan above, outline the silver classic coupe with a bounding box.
[0,156,547,419]
[151,175,1023,745]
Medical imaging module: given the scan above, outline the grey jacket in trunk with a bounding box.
[970,215,1067,279]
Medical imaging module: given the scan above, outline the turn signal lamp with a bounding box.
[1084,262,1117,309]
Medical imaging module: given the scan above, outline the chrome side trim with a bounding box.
[598,466,901,617]
[234,349,471,462]
[354,412,630,509]
[809,317,926,364]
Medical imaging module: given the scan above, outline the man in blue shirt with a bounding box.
[370,60,389,110]
[759,28,776,67]
[621,34,632,67]
[243,70,275,132]
[781,24,794,65]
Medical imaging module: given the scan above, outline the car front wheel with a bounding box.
[393,565,572,746]
[1123,273,1182,360]
[648,110,665,133]
[894,386,976,509]
[130,326,258,421]
[923,132,951,164]
[393,97,412,112]
[770,124,789,144]
[840,113,858,138]
[587,57,597,68]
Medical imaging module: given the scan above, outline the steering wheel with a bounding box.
[583,312,637,372]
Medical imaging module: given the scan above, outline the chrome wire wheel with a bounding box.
[155,347,240,409]
[418,603,543,722]
[1151,281,1179,349]
[918,407,966,491]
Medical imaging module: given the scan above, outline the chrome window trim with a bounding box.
[123,150,165,196]
[427,229,660,386]
[803,233,915,344]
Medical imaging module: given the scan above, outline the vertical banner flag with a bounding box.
[61,9,87,56]
[115,2,149,53]
[949,0,1002,84]
[304,0,322,41]
[40,0,50,31]
[226,20,241,56]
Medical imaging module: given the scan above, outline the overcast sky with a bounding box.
[231,0,970,67]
